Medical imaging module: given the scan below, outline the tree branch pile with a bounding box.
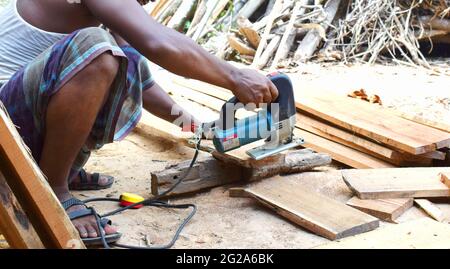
[149,0,450,69]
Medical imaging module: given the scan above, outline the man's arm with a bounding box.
[83,0,278,105]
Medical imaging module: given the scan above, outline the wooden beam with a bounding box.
[346,197,413,223]
[342,168,450,199]
[151,156,243,196]
[0,106,84,249]
[296,92,450,155]
[152,149,331,197]
[316,218,450,249]
[415,199,445,222]
[0,170,44,249]
[235,176,379,240]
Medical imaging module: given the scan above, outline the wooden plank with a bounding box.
[415,199,445,222]
[297,114,424,165]
[346,197,413,223]
[0,170,44,249]
[316,218,450,249]
[240,176,379,240]
[440,172,450,188]
[0,106,84,249]
[295,129,395,169]
[299,114,442,165]
[342,168,450,199]
[296,92,450,155]
[389,109,450,133]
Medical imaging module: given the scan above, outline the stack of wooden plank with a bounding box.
[167,76,450,169]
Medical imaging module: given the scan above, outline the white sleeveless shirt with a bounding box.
[0,0,67,84]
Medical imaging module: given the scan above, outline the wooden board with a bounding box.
[295,129,395,169]
[240,176,379,240]
[346,197,413,223]
[0,170,44,249]
[316,218,450,249]
[297,114,435,166]
[388,108,450,133]
[342,168,450,199]
[296,92,450,155]
[0,106,83,249]
[415,199,445,222]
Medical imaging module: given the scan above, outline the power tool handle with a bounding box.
[220,72,286,130]
[220,96,240,130]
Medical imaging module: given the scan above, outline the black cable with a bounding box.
[82,138,202,249]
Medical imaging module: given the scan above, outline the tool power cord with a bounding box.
[82,138,202,249]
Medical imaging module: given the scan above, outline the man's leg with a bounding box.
[39,52,119,239]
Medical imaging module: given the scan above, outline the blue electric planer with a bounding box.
[208,72,304,160]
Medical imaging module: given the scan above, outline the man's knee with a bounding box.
[84,52,120,82]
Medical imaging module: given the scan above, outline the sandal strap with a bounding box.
[79,169,88,184]
[68,208,95,221]
[91,173,100,184]
[61,197,85,210]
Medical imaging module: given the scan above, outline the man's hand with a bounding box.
[231,69,279,106]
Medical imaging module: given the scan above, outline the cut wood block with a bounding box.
[151,148,331,197]
[296,92,450,155]
[346,197,413,223]
[151,156,243,196]
[316,218,450,249]
[440,172,450,188]
[236,17,261,49]
[227,35,256,56]
[342,168,450,199]
[415,199,445,222]
[238,176,379,240]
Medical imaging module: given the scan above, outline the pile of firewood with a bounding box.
[149,0,450,69]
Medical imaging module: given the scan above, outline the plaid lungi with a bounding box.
[0,27,155,179]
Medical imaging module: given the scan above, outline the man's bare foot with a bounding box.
[58,193,118,239]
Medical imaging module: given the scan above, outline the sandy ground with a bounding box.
[72,62,450,249]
